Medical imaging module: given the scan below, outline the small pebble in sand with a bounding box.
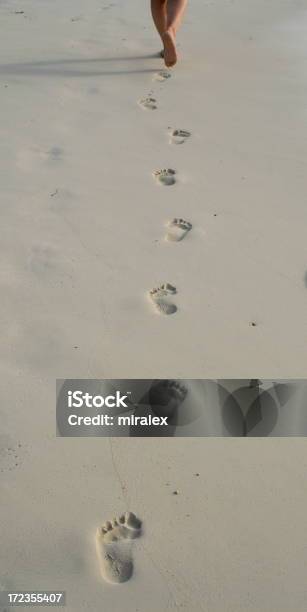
[173,490,179,495]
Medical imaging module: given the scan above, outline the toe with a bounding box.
[125,512,142,530]
[99,526,108,538]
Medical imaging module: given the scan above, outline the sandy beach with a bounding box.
[1,0,307,378]
[1,0,307,610]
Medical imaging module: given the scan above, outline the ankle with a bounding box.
[163,26,176,38]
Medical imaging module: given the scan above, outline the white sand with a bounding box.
[1,0,307,610]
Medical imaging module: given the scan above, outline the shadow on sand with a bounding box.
[0,53,160,78]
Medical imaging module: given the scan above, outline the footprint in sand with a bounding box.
[149,283,177,315]
[166,218,192,242]
[149,380,188,420]
[153,69,171,82]
[169,129,191,145]
[96,512,142,584]
[153,168,176,186]
[138,96,157,111]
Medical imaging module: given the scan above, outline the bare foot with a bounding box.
[162,29,177,67]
